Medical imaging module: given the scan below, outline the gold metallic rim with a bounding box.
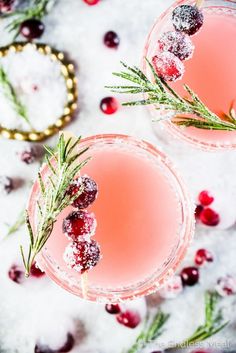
[0,42,78,142]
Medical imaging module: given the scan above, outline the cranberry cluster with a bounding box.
[105,304,141,329]
[152,4,203,81]
[62,175,101,274]
[196,190,220,226]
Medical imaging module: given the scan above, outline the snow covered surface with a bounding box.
[0,0,236,352]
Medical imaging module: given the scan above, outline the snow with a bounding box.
[0,0,236,352]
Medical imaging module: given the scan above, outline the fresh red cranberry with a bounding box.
[83,0,100,5]
[0,0,16,13]
[152,52,184,82]
[67,175,98,209]
[20,19,45,40]
[18,147,36,164]
[198,190,214,206]
[8,264,24,284]
[30,262,45,277]
[0,175,14,194]
[35,333,75,353]
[158,31,194,61]
[104,31,120,49]
[172,5,204,36]
[200,208,220,226]
[62,210,97,241]
[195,249,213,266]
[116,310,141,329]
[105,304,121,314]
[64,240,101,273]
[216,275,236,297]
[100,96,119,115]
[195,204,203,219]
[181,266,199,286]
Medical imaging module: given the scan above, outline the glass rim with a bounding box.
[142,0,236,152]
[32,134,195,302]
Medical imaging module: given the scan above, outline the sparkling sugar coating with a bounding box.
[158,31,194,61]
[63,240,101,273]
[62,210,97,241]
[152,51,184,81]
[67,175,98,209]
[172,5,204,36]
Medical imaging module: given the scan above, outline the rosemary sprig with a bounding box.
[106,60,236,131]
[5,0,54,37]
[172,291,229,349]
[20,133,90,276]
[0,66,33,129]
[6,209,25,237]
[126,311,170,353]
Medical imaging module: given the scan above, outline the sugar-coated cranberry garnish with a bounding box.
[62,210,97,241]
[63,239,101,273]
[20,19,45,40]
[105,304,121,314]
[18,146,36,164]
[30,262,45,278]
[152,52,184,82]
[100,96,119,115]
[83,0,100,5]
[198,190,214,206]
[195,204,203,219]
[172,5,204,36]
[0,0,16,13]
[195,249,213,266]
[215,275,236,297]
[200,207,220,226]
[35,333,75,353]
[159,275,183,299]
[181,266,199,286]
[116,310,141,329]
[0,175,14,194]
[8,264,24,284]
[104,31,120,49]
[158,31,194,61]
[67,175,98,209]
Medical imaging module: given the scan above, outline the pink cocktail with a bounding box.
[28,135,194,302]
[143,0,236,150]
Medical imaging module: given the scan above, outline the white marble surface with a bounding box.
[0,0,236,352]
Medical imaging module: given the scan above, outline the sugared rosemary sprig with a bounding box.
[0,66,32,128]
[127,311,170,353]
[106,60,236,131]
[5,0,54,37]
[20,133,90,276]
[6,209,25,237]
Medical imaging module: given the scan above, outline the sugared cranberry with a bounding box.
[158,31,194,61]
[181,266,199,286]
[159,275,183,299]
[35,333,75,353]
[0,0,16,13]
[18,146,36,164]
[105,304,121,314]
[200,208,220,226]
[20,19,45,40]
[198,190,214,206]
[8,264,24,284]
[83,0,100,5]
[216,275,236,297]
[62,210,97,241]
[116,310,141,329]
[100,96,119,115]
[195,249,213,266]
[67,175,98,209]
[63,240,101,273]
[30,262,45,278]
[195,204,203,219]
[152,52,184,81]
[0,176,14,194]
[104,31,120,49]
[172,5,204,36]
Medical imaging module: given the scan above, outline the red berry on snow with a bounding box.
[195,249,213,266]
[8,264,24,284]
[30,262,45,277]
[181,266,199,286]
[200,208,220,226]
[216,275,236,297]
[105,303,121,314]
[100,96,119,115]
[83,0,100,5]
[116,310,141,329]
[198,190,214,206]
[20,19,44,40]
[195,204,203,219]
[104,31,120,49]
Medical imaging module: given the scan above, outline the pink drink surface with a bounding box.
[171,10,236,145]
[43,144,181,289]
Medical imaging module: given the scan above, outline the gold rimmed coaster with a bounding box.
[0,42,78,142]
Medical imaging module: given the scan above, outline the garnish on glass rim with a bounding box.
[106,60,236,131]
[0,66,33,129]
[20,133,90,277]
